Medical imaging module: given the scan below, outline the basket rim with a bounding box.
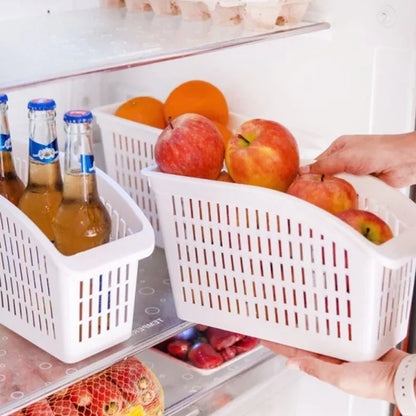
[142,164,416,265]
[5,141,155,271]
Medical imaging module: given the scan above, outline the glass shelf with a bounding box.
[137,347,300,416]
[0,247,192,416]
[0,7,329,91]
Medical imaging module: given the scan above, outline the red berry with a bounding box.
[195,324,208,332]
[221,346,237,362]
[206,327,244,351]
[188,343,224,369]
[167,340,191,360]
[235,336,259,354]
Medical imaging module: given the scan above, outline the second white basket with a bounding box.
[0,140,155,363]
[143,166,416,362]
[93,103,247,248]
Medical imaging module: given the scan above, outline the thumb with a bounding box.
[299,156,350,176]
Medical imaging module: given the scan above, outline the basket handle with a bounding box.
[376,227,416,265]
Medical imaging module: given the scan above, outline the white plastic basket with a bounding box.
[143,167,416,362]
[0,141,155,363]
[93,103,247,248]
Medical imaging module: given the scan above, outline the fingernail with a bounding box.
[286,359,300,370]
[298,165,310,174]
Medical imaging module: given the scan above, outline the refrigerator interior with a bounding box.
[1,0,416,415]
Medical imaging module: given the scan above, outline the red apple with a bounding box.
[287,173,358,215]
[336,209,394,244]
[225,119,299,191]
[155,113,224,180]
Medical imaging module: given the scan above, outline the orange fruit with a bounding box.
[164,80,229,125]
[115,96,167,129]
[212,120,233,148]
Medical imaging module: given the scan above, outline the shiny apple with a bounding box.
[336,209,393,244]
[225,119,299,192]
[287,173,358,215]
[155,113,224,180]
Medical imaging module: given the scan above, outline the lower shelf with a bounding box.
[136,346,290,416]
[0,247,192,415]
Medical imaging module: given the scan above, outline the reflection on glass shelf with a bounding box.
[0,8,329,91]
[0,248,192,416]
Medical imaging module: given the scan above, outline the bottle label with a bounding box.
[0,134,12,152]
[29,138,59,163]
[80,155,96,174]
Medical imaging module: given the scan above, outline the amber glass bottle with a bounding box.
[18,98,63,241]
[0,94,24,206]
[52,110,111,255]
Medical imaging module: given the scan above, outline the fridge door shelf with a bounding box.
[0,7,329,91]
[0,247,192,416]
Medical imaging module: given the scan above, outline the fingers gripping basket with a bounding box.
[143,167,416,362]
[0,141,155,363]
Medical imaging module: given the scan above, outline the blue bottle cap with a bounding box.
[28,98,56,111]
[64,110,93,124]
[0,94,8,104]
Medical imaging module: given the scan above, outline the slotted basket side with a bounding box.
[93,103,249,248]
[94,104,163,247]
[0,140,154,363]
[143,167,416,362]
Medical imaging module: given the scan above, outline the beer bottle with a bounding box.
[18,98,63,242]
[0,94,25,206]
[52,110,111,255]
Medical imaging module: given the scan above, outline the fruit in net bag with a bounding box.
[105,356,164,416]
[16,356,164,416]
[25,399,54,416]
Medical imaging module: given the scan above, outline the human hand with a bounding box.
[299,132,416,188]
[262,340,408,404]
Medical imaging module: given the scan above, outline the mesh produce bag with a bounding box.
[10,356,164,416]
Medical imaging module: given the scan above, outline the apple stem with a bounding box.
[321,174,325,182]
[238,134,250,145]
[365,227,370,239]
[168,117,174,130]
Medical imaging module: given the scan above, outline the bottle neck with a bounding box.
[63,122,99,201]
[28,109,59,164]
[0,102,12,153]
